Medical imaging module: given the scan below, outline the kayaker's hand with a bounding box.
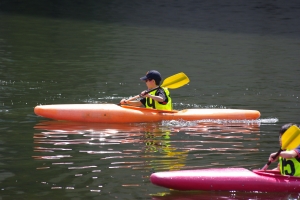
[140,90,150,97]
[120,99,128,105]
[269,152,279,163]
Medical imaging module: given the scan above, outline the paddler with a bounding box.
[120,70,172,110]
[268,123,300,176]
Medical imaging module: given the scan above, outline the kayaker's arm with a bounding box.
[279,150,298,159]
[141,92,164,103]
[268,150,298,162]
[268,150,298,171]
[120,99,143,107]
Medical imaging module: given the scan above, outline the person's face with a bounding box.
[145,79,155,88]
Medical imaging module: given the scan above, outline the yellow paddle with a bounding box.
[160,72,190,89]
[123,72,189,102]
[262,125,300,170]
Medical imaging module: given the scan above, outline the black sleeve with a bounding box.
[139,88,168,105]
[156,88,168,105]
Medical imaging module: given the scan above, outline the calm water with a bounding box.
[1,1,300,200]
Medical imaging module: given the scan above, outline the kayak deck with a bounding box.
[34,104,261,123]
[150,168,300,192]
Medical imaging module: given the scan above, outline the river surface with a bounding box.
[1,1,300,200]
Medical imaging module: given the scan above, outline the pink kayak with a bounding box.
[150,168,300,192]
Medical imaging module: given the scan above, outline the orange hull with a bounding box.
[34,104,260,123]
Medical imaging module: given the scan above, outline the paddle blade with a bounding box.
[281,125,300,150]
[161,72,189,89]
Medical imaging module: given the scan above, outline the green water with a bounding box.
[1,1,300,199]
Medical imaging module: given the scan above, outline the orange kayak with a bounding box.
[34,104,260,123]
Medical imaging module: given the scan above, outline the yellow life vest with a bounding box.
[279,152,300,176]
[145,87,172,110]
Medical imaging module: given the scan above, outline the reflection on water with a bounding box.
[32,120,264,197]
[151,190,298,200]
[33,121,188,172]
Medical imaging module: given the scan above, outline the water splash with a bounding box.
[162,118,278,128]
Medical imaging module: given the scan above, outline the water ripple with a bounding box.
[32,120,265,196]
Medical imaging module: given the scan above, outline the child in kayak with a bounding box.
[268,123,300,176]
[120,70,172,110]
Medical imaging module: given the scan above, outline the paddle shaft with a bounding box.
[262,149,282,170]
[125,86,160,102]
